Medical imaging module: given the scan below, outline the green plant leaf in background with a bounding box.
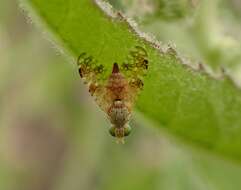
[20,0,241,162]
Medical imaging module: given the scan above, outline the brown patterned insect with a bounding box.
[77,46,148,143]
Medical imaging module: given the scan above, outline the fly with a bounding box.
[77,46,148,143]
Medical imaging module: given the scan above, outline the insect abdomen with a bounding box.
[107,63,128,100]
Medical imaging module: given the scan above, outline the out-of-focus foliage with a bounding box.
[0,0,241,190]
[109,0,197,21]
[110,0,241,70]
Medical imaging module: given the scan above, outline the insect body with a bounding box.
[106,63,132,143]
[77,46,148,143]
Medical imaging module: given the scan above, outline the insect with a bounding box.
[77,46,148,143]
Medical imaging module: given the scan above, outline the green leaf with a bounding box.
[21,0,241,162]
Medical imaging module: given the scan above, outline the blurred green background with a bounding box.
[0,0,241,190]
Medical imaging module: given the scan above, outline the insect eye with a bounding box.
[124,125,131,136]
[108,126,131,137]
[109,127,116,137]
